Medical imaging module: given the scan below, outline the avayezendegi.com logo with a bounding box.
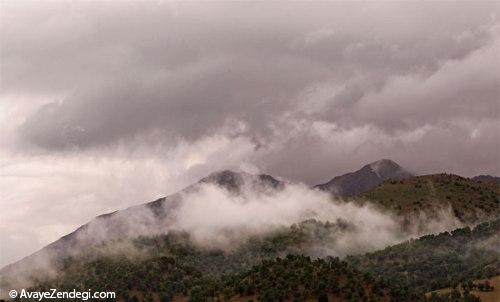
[6,289,116,301]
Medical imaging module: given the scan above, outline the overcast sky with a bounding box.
[1,0,499,267]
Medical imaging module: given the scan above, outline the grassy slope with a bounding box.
[357,174,499,223]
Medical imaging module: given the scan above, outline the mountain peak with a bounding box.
[369,158,399,168]
[367,159,409,179]
[315,159,412,197]
[199,170,246,191]
[199,170,283,192]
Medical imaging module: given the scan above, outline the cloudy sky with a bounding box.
[1,0,499,267]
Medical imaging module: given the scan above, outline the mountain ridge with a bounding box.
[0,170,284,277]
[472,175,500,185]
[2,159,498,294]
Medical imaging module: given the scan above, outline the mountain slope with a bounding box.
[0,220,378,300]
[357,173,500,223]
[315,159,412,197]
[0,171,283,287]
[347,219,500,294]
[28,252,398,302]
[202,255,397,302]
[14,220,496,302]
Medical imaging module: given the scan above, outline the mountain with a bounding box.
[3,165,497,283]
[2,163,499,301]
[472,175,500,186]
[315,159,412,197]
[0,170,283,289]
[357,173,500,224]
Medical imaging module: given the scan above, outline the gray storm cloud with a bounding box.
[0,0,499,267]
[2,1,498,179]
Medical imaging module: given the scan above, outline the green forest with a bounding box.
[12,219,497,302]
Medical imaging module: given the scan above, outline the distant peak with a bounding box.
[205,169,243,179]
[367,159,411,180]
[368,159,399,168]
[199,170,284,192]
[199,170,246,191]
[471,175,500,185]
[315,159,411,197]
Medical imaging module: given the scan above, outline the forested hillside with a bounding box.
[358,174,499,223]
[8,219,496,302]
[347,220,499,294]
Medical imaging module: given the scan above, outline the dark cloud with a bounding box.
[1,0,498,172]
[19,55,329,149]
